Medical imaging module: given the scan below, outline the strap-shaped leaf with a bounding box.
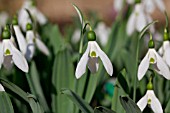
[0,92,14,113]
[61,89,93,113]
[120,96,142,113]
[72,4,84,28]
[94,106,116,113]
[139,20,158,39]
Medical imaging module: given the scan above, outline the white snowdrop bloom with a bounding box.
[25,23,49,60]
[137,90,163,113]
[0,84,5,91]
[20,0,47,24]
[95,22,111,46]
[0,38,28,72]
[75,31,113,79]
[113,0,124,12]
[143,0,165,13]
[127,3,147,36]
[138,45,170,80]
[126,0,135,4]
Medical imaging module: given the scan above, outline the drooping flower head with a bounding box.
[137,80,163,113]
[75,30,113,79]
[126,2,147,36]
[25,23,50,61]
[138,35,170,80]
[0,26,28,72]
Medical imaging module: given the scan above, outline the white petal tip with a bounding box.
[0,84,5,91]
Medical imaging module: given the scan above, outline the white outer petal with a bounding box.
[158,46,163,56]
[114,0,123,12]
[137,91,148,111]
[94,41,113,76]
[136,11,146,32]
[75,43,90,79]
[127,12,136,36]
[13,25,27,54]
[0,84,5,91]
[35,37,50,56]
[149,90,163,113]
[154,49,170,79]
[0,42,4,69]
[138,50,149,80]
[143,0,155,13]
[32,8,47,25]
[163,41,170,67]
[9,41,29,73]
[155,0,165,12]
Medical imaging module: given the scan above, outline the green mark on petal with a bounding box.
[90,51,96,57]
[148,99,151,105]
[150,58,155,64]
[5,49,11,55]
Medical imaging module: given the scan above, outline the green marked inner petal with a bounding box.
[150,58,155,64]
[90,51,96,57]
[148,99,151,105]
[135,12,139,16]
[5,49,11,55]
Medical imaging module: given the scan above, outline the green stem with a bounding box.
[26,73,36,95]
[133,36,140,102]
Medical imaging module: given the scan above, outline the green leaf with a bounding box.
[139,20,158,39]
[51,49,75,113]
[28,94,44,113]
[72,4,84,28]
[41,24,63,54]
[94,106,116,113]
[0,92,14,113]
[0,78,29,104]
[111,79,125,113]
[117,71,129,94]
[119,96,142,113]
[30,61,50,112]
[61,89,93,113]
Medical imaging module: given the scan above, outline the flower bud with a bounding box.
[26,23,33,31]
[87,30,96,41]
[147,82,153,90]
[163,28,169,41]
[2,26,11,39]
[12,15,18,25]
[148,40,155,48]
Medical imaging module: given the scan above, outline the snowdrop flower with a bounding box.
[0,84,5,91]
[158,28,170,67]
[25,23,49,60]
[138,38,170,80]
[127,3,147,36]
[137,81,163,113]
[18,0,47,29]
[137,90,163,113]
[75,30,113,79]
[0,27,28,72]
[142,0,165,13]
[95,22,111,46]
